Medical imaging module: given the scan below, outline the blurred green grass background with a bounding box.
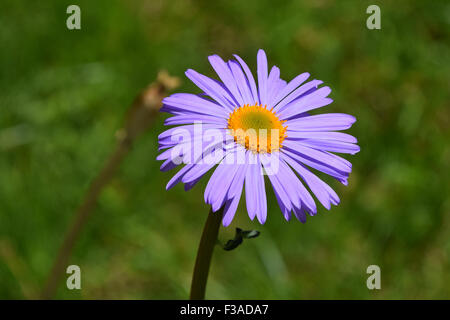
[0,0,449,299]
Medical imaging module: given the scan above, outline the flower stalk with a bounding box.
[189,206,223,300]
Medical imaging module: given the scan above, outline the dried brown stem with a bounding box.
[40,71,179,299]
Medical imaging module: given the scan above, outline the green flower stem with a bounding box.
[189,206,223,300]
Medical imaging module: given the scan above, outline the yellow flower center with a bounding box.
[227,104,287,153]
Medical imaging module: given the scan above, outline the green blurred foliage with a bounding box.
[0,0,449,299]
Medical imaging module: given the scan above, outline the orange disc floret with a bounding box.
[227,104,287,153]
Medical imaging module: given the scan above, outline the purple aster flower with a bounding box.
[157,49,359,227]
